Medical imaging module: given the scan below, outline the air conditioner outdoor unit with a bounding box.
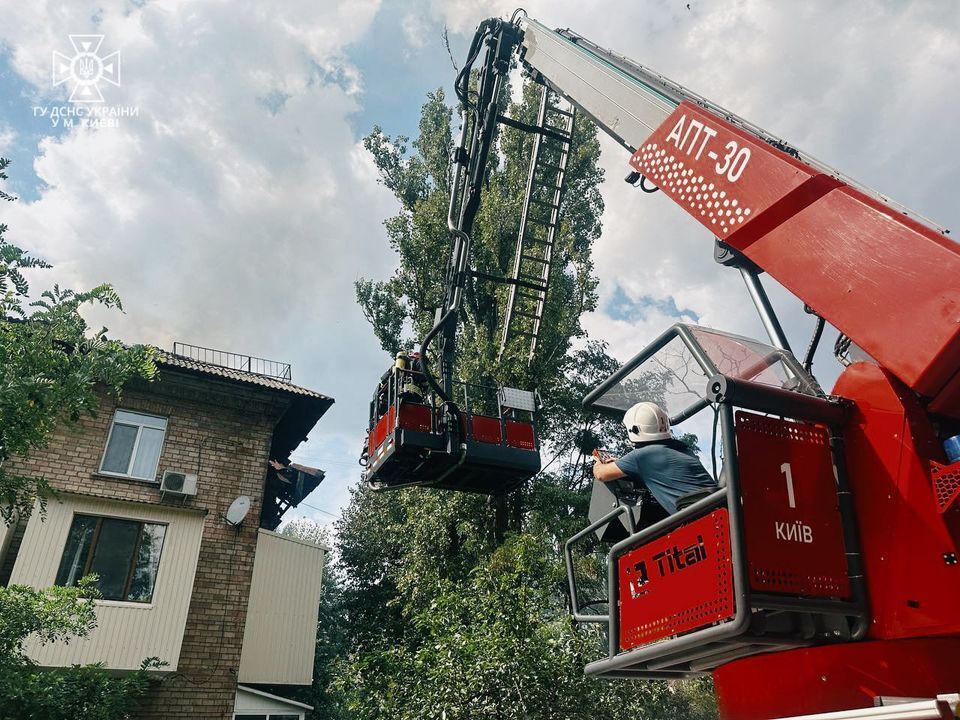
[160,470,198,496]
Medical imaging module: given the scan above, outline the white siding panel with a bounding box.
[238,529,325,684]
[11,494,205,671]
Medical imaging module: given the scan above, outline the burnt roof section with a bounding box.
[260,462,326,531]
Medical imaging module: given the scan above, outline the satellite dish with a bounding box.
[224,496,251,526]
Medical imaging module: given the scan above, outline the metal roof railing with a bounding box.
[172,342,292,383]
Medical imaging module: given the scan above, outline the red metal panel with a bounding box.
[618,509,734,651]
[738,186,960,399]
[714,638,960,720]
[372,413,387,452]
[372,407,396,457]
[834,363,960,639]
[470,415,503,445]
[398,403,432,433]
[735,411,850,598]
[505,421,535,449]
[629,101,960,402]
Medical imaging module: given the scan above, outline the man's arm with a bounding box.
[593,457,627,482]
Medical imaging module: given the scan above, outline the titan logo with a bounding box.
[628,535,707,598]
[775,520,813,544]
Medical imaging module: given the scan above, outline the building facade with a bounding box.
[0,345,333,719]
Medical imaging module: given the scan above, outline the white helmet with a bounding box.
[623,402,672,443]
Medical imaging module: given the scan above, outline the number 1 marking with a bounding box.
[780,462,796,508]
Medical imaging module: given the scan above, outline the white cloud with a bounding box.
[401,12,428,50]
[0,0,397,512]
[0,126,15,154]
[3,0,958,516]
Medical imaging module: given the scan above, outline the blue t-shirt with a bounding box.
[615,441,715,514]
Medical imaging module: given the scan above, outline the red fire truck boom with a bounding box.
[367,11,960,719]
[509,14,960,719]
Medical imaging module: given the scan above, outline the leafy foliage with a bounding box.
[0,157,17,203]
[339,84,718,720]
[0,158,158,523]
[0,579,165,720]
[356,84,603,398]
[0,578,99,658]
[0,159,163,717]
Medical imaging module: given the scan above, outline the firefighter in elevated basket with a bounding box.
[592,402,716,514]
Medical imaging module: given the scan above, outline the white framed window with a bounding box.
[99,410,168,481]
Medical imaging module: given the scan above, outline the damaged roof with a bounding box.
[155,348,334,477]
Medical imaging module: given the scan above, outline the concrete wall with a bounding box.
[239,529,325,685]
[12,494,205,671]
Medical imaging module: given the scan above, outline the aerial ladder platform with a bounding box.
[390,12,960,720]
[499,87,576,363]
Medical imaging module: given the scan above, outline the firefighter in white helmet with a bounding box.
[592,401,716,514]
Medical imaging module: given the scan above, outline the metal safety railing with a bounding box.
[172,342,292,382]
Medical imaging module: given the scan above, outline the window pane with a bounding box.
[234,716,268,720]
[115,410,167,430]
[102,423,137,474]
[130,427,165,479]
[88,519,140,600]
[126,523,166,602]
[55,515,98,587]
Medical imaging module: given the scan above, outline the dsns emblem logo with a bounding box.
[52,35,121,103]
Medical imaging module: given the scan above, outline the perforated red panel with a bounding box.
[931,460,960,514]
[398,403,432,433]
[618,509,734,651]
[930,460,960,550]
[736,411,850,598]
[505,421,535,449]
[470,415,503,444]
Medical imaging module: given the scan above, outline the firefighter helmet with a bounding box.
[623,402,671,443]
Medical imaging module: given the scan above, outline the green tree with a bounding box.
[0,157,157,523]
[0,158,162,718]
[338,83,717,720]
[0,579,164,720]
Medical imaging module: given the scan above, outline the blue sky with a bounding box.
[0,57,63,200]
[606,285,699,325]
[1,0,957,530]
[345,1,467,140]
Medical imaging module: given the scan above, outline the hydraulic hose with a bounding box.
[419,308,456,405]
[802,310,825,373]
[419,308,467,443]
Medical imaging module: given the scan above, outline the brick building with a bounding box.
[0,343,334,719]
